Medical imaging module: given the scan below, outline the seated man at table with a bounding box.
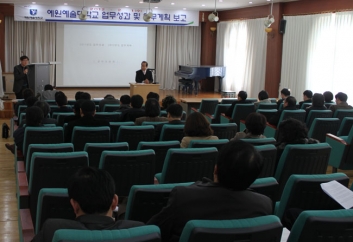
[147,140,272,242]
[32,167,144,242]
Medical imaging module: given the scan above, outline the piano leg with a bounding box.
[219,77,223,93]
[193,80,199,96]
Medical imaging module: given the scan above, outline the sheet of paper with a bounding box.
[321,180,353,209]
[281,228,290,242]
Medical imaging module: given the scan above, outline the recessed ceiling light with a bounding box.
[32,2,36,4]
[95,4,99,6]
[219,0,223,2]
[125,6,129,7]
[171,2,175,5]
[64,2,68,5]
[183,8,186,10]
[249,1,253,3]
[155,6,158,8]
[139,1,143,3]
[202,4,205,6]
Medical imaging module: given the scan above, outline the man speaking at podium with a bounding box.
[13,55,30,99]
[135,61,153,83]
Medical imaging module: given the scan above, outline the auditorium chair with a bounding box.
[188,139,229,150]
[210,123,238,140]
[249,177,279,210]
[116,125,155,150]
[205,104,231,124]
[52,226,161,242]
[56,113,75,126]
[254,145,277,178]
[240,138,276,146]
[102,104,120,112]
[300,103,311,109]
[137,141,180,174]
[84,142,129,168]
[160,110,186,120]
[274,143,331,198]
[17,104,27,117]
[71,126,110,151]
[275,173,349,230]
[155,148,218,184]
[220,103,255,131]
[307,118,340,142]
[257,103,277,110]
[305,110,332,129]
[221,98,237,104]
[179,216,283,242]
[159,124,185,142]
[287,209,353,242]
[125,182,193,223]
[191,99,219,115]
[333,109,353,123]
[94,112,121,122]
[99,150,155,197]
[337,117,353,136]
[109,121,135,142]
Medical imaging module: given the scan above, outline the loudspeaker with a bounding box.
[279,19,287,34]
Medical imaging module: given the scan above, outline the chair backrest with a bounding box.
[333,109,353,122]
[210,123,238,140]
[67,100,76,106]
[257,103,278,110]
[275,173,349,223]
[230,104,255,131]
[94,112,121,122]
[210,104,231,123]
[142,121,168,129]
[23,126,64,156]
[19,112,26,125]
[198,99,219,114]
[300,103,311,109]
[103,104,120,112]
[254,145,277,178]
[99,150,155,197]
[109,122,135,142]
[188,139,229,150]
[337,117,353,136]
[26,143,74,180]
[117,125,155,150]
[29,152,88,225]
[279,110,306,124]
[274,143,332,198]
[52,226,161,242]
[52,112,74,120]
[72,126,110,151]
[179,215,283,242]
[84,142,129,168]
[159,124,185,142]
[35,188,74,234]
[137,141,180,174]
[305,110,333,128]
[18,105,27,117]
[160,148,218,184]
[221,98,237,104]
[256,109,278,122]
[240,138,276,146]
[49,105,62,116]
[57,113,75,126]
[308,118,340,142]
[125,182,193,223]
[249,177,279,209]
[288,209,353,242]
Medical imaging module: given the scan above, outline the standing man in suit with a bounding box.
[13,56,30,99]
[135,61,153,83]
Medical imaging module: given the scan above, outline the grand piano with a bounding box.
[174,65,226,95]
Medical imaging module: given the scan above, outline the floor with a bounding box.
[0,88,352,242]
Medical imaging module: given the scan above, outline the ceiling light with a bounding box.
[126,6,129,7]
[202,4,205,6]
[249,2,253,4]
[64,2,68,5]
[32,2,36,4]
[183,8,186,10]
[139,1,143,3]
[143,0,153,22]
[208,0,219,22]
[155,6,158,8]
[95,4,99,6]
[171,3,175,5]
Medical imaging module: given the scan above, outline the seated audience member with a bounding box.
[305,93,327,120]
[323,91,334,103]
[21,101,57,126]
[269,96,297,126]
[99,94,120,111]
[276,118,319,165]
[329,92,353,113]
[277,88,291,110]
[254,90,271,109]
[13,106,44,153]
[32,167,144,242]
[180,112,218,148]
[75,91,84,101]
[41,84,57,101]
[19,96,38,115]
[147,140,272,242]
[62,100,84,126]
[80,92,92,100]
[65,100,110,142]
[14,88,35,116]
[117,95,131,111]
[232,113,267,140]
[146,92,160,102]
[55,92,73,112]
[120,95,145,122]
[135,98,168,125]
[154,104,184,140]
[298,90,313,108]
[161,95,177,110]
[225,91,251,117]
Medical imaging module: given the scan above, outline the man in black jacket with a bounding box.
[13,56,30,99]
[135,61,153,83]
[32,167,144,242]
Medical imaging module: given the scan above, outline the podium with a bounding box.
[130,83,160,100]
[27,63,50,94]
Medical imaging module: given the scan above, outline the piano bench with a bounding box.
[178,80,193,93]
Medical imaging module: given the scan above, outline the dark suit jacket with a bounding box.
[225,100,252,117]
[276,98,285,110]
[268,106,297,126]
[135,69,153,83]
[147,178,272,242]
[31,214,144,242]
[120,108,145,122]
[154,120,184,140]
[298,99,312,108]
[13,64,29,93]
[65,115,110,142]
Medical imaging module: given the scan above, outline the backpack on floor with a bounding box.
[2,123,9,139]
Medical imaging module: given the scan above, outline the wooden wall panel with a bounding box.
[0,4,14,72]
[283,0,353,15]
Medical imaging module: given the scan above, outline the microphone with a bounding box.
[24,66,28,74]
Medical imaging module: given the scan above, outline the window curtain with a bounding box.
[215,18,267,97]
[155,25,201,90]
[5,17,57,84]
[281,11,353,101]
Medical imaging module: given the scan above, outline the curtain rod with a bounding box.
[283,9,353,17]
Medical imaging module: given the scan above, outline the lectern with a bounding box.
[130,83,160,99]
[27,63,50,94]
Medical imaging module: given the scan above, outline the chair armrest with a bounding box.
[326,133,348,145]
[205,113,214,119]
[266,122,277,130]
[17,161,25,173]
[19,209,35,242]
[191,107,199,113]
[220,113,233,124]
[221,113,231,119]
[17,172,29,209]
